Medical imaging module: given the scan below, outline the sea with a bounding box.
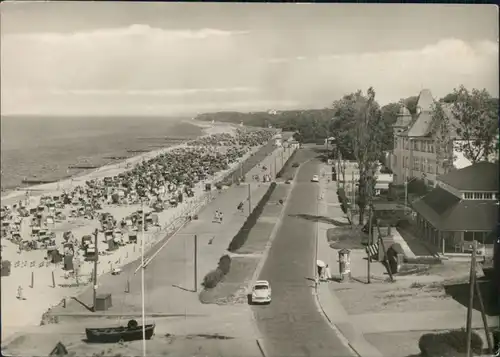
[0,115,203,192]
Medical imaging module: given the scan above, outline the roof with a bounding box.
[437,162,499,191]
[393,105,413,129]
[405,90,460,138]
[412,186,498,231]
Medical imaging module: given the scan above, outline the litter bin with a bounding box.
[338,249,351,282]
[95,293,113,311]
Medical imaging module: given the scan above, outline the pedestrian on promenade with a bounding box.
[325,264,332,281]
[17,285,24,300]
[213,210,219,223]
[219,212,224,223]
[237,202,244,213]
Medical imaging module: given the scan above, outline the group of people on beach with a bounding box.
[0,128,275,279]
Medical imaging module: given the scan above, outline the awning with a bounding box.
[412,187,498,231]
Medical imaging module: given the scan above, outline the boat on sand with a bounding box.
[85,319,155,343]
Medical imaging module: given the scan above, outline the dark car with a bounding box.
[292,162,299,168]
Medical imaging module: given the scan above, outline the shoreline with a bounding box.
[0,120,236,206]
[0,122,270,341]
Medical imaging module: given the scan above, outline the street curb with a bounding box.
[247,150,301,292]
[312,175,361,357]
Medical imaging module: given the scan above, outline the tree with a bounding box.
[430,101,453,174]
[332,88,385,225]
[380,102,402,151]
[404,96,419,115]
[448,86,498,163]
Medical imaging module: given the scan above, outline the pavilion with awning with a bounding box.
[411,162,498,255]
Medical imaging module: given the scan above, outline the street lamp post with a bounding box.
[404,168,418,214]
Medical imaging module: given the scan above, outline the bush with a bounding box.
[228,182,277,252]
[218,255,231,275]
[418,329,483,357]
[202,268,224,289]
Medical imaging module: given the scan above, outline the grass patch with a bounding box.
[228,182,277,252]
[276,150,297,178]
[199,257,258,305]
[326,227,365,250]
[235,221,275,254]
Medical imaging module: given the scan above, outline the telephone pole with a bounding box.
[92,228,98,312]
[194,235,198,292]
[248,184,252,214]
[466,240,477,357]
[367,204,373,284]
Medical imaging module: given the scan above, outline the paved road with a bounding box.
[253,147,354,357]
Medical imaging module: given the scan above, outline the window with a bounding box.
[473,192,483,199]
[483,193,493,199]
[413,157,420,171]
[420,158,425,172]
[430,143,435,153]
[464,192,473,199]
[464,231,474,242]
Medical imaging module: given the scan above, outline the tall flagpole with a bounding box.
[141,201,146,357]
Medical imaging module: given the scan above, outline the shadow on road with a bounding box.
[443,278,499,316]
[289,214,349,226]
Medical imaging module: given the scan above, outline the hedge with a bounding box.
[228,182,277,252]
[202,268,225,289]
[418,329,483,357]
[276,150,297,178]
[201,255,233,289]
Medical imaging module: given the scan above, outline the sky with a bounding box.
[1,2,498,116]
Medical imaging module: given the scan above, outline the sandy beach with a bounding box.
[0,122,275,341]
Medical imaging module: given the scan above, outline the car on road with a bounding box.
[251,280,272,304]
[292,162,300,168]
[311,175,319,182]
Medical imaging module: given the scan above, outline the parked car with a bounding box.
[311,175,319,182]
[292,162,300,168]
[251,280,272,304]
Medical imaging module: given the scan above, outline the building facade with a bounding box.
[390,89,472,187]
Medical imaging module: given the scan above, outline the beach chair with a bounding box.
[128,232,138,244]
[31,226,41,237]
[104,230,114,241]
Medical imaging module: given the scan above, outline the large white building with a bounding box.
[389,89,481,187]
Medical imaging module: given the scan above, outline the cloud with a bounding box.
[47,87,259,96]
[1,24,497,115]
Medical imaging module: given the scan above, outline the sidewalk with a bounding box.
[315,170,384,357]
